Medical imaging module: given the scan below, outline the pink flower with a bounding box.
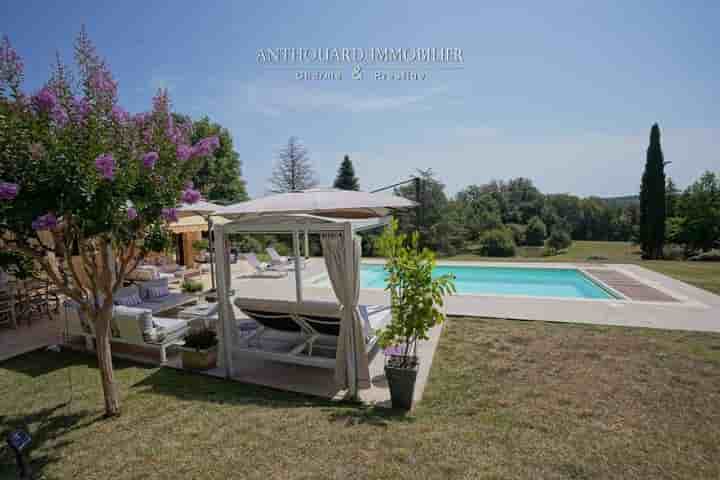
[89,69,117,97]
[51,106,69,127]
[191,136,220,158]
[142,151,158,169]
[176,145,192,162]
[181,187,201,204]
[32,87,57,113]
[111,105,128,123]
[73,97,90,120]
[127,207,138,220]
[0,181,19,200]
[0,35,24,91]
[31,213,58,231]
[161,207,178,223]
[94,153,115,180]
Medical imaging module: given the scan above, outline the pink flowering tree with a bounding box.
[0,30,218,416]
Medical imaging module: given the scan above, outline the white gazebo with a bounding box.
[212,189,415,398]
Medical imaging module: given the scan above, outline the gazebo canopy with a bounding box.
[177,200,224,218]
[222,213,390,235]
[213,188,414,398]
[218,188,416,219]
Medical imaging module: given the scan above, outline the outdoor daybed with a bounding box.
[233,297,391,368]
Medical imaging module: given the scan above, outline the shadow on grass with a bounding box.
[131,365,347,408]
[0,402,97,479]
[131,366,415,426]
[0,347,154,378]
[328,405,415,427]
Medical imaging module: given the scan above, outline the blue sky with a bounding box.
[3,1,718,198]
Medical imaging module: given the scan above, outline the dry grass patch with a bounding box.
[2,318,720,479]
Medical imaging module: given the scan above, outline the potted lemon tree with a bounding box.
[377,220,455,410]
[181,328,218,370]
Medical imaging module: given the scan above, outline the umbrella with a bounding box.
[217,188,416,219]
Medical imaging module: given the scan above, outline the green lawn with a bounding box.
[3,317,720,479]
[444,240,720,295]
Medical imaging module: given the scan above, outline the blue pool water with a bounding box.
[314,264,618,299]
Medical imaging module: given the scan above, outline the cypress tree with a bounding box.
[333,155,360,191]
[639,123,666,259]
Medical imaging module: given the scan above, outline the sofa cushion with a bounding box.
[113,305,152,343]
[115,292,143,307]
[138,278,169,300]
[147,285,170,299]
[153,317,188,337]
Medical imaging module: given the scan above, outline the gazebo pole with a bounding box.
[293,230,303,302]
[343,222,358,399]
[214,225,234,378]
[207,215,216,291]
[303,228,310,259]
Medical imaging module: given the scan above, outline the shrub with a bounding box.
[192,239,209,251]
[230,235,262,254]
[271,242,290,256]
[480,228,516,257]
[525,216,547,246]
[547,229,572,251]
[662,244,686,260]
[376,219,455,362]
[181,279,203,293]
[184,328,217,351]
[506,223,527,246]
[688,249,720,262]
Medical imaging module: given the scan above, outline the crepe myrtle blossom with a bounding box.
[31,86,57,113]
[51,106,69,127]
[0,35,24,91]
[31,213,58,231]
[192,136,220,158]
[127,207,138,220]
[0,181,19,200]
[181,183,201,204]
[89,69,117,97]
[142,151,158,169]
[161,207,178,223]
[111,105,129,123]
[94,153,115,180]
[72,97,90,119]
[176,144,192,162]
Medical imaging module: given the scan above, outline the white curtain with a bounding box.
[320,232,370,393]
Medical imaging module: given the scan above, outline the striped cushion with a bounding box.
[115,293,143,307]
[147,285,170,299]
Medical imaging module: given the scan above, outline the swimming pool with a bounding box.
[313,263,620,300]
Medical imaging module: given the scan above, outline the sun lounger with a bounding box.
[266,247,307,269]
[232,297,391,368]
[240,253,288,278]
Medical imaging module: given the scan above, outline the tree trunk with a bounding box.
[95,306,120,417]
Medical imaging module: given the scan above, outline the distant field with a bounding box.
[443,241,720,295]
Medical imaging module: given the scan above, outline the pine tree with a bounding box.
[639,123,667,259]
[269,136,318,193]
[333,155,360,191]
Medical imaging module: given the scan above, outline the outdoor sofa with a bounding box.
[64,278,196,363]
